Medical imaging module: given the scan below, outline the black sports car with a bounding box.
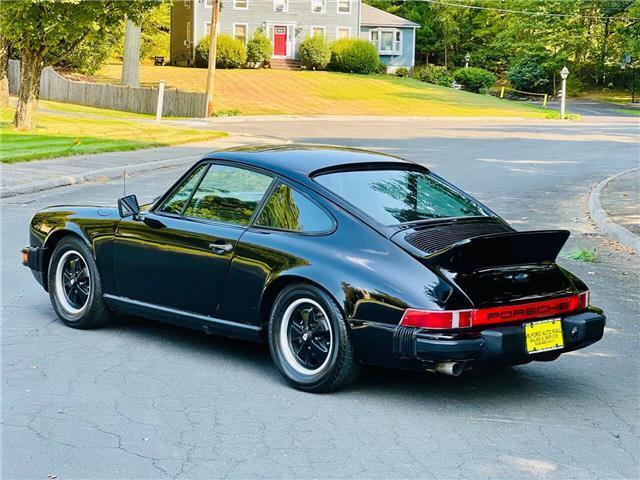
[22,146,605,392]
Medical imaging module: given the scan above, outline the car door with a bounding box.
[113,161,274,317]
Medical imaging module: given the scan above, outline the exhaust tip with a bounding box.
[435,362,463,377]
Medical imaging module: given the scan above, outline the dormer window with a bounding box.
[274,0,288,12]
[311,0,325,13]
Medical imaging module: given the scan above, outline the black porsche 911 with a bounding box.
[22,146,605,392]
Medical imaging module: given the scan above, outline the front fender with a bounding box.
[29,206,120,292]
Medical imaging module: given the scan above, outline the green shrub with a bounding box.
[395,67,409,77]
[196,34,247,69]
[415,65,453,87]
[453,67,495,93]
[377,62,387,74]
[329,39,379,74]
[246,31,272,67]
[299,34,331,70]
[507,54,552,93]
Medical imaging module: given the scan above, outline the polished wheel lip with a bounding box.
[55,250,91,316]
[279,298,333,375]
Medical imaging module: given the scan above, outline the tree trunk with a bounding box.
[121,19,141,87]
[13,49,44,130]
[0,34,10,108]
[599,18,610,86]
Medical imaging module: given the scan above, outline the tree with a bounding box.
[0,34,10,108]
[121,18,142,86]
[0,0,157,129]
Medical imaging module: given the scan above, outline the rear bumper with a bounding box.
[394,310,605,370]
[22,245,47,288]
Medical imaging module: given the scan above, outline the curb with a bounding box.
[588,167,640,253]
[0,135,284,199]
[0,154,202,199]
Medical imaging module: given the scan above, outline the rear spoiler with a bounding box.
[423,230,570,273]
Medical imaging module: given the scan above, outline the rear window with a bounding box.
[314,168,489,225]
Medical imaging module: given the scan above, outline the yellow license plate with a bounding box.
[525,318,564,354]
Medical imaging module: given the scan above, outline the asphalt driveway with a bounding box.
[2,116,639,479]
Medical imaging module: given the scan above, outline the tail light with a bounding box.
[400,291,590,330]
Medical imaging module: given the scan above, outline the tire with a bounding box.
[268,283,361,393]
[48,236,111,329]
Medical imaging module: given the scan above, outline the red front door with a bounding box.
[273,26,287,56]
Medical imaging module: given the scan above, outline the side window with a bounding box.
[184,164,273,225]
[157,164,207,215]
[256,183,334,233]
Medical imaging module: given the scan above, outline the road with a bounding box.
[2,116,639,479]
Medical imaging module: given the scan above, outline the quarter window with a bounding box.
[337,0,350,13]
[158,165,207,215]
[256,183,333,232]
[234,0,248,9]
[184,165,273,225]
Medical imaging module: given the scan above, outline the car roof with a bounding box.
[204,145,418,184]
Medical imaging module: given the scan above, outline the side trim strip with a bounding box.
[103,294,262,343]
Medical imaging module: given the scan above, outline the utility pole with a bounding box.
[205,0,220,117]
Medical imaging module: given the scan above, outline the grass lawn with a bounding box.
[614,108,640,116]
[0,106,226,163]
[95,63,554,118]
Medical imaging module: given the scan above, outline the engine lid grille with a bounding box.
[403,219,513,255]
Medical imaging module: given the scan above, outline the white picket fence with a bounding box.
[8,60,207,118]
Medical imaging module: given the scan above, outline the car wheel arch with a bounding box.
[41,229,92,291]
[259,275,347,334]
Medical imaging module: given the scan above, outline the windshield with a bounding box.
[314,168,490,225]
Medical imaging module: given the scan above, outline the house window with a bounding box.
[371,29,402,54]
[205,0,213,6]
[336,27,350,39]
[205,21,220,36]
[234,0,248,9]
[310,26,326,37]
[311,0,325,13]
[337,0,350,14]
[274,0,288,12]
[234,23,248,44]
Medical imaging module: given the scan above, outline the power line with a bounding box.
[414,0,640,21]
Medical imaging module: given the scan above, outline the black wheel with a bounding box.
[268,283,361,393]
[48,236,111,329]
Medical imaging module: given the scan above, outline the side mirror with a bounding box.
[118,194,141,218]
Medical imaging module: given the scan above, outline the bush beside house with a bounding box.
[453,67,495,93]
[246,32,272,67]
[299,35,331,71]
[414,65,453,86]
[196,34,247,69]
[329,39,379,74]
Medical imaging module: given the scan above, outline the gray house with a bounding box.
[170,0,418,72]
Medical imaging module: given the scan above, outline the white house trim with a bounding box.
[273,0,289,13]
[232,0,249,10]
[265,21,297,59]
[233,22,249,45]
[369,28,402,56]
[337,0,351,15]
[336,26,351,39]
[310,0,326,14]
[310,25,327,37]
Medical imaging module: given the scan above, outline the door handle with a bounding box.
[209,242,234,254]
